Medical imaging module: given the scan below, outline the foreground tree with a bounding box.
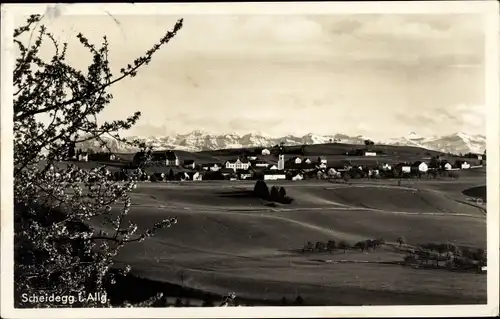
[13,15,189,307]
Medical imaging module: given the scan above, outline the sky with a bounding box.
[19,12,485,140]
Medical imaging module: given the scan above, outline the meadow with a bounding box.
[86,168,487,306]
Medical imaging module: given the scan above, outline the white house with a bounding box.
[292,172,304,181]
[401,166,411,174]
[225,158,251,172]
[289,157,302,164]
[364,151,377,157]
[209,163,221,171]
[261,148,271,156]
[192,172,203,181]
[264,172,286,180]
[443,162,452,170]
[477,154,483,160]
[248,156,258,161]
[381,163,392,171]
[268,164,278,170]
[78,152,89,162]
[461,161,471,169]
[149,150,180,167]
[303,158,312,164]
[417,162,429,173]
[183,160,196,169]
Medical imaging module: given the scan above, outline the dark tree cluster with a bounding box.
[253,180,293,204]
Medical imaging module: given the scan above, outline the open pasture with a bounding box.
[94,173,487,305]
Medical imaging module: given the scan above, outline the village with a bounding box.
[70,143,486,183]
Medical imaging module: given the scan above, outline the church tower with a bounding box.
[277,142,285,170]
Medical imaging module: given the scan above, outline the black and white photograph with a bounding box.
[1,2,499,318]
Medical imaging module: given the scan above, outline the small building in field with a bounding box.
[303,158,312,164]
[288,157,302,164]
[261,148,271,156]
[191,171,203,181]
[183,160,196,169]
[291,171,304,181]
[461,161,471,169]
[202,163,221,171]
[381,163,392,171]
[364,151,377,157]
[248,156,258,161]
[176,171,190,181]
[237,169,253,180]
[268,164,278,170]
[253,160,269,168]
[78,152,89,162]
[441,162,452,171]
[412,161,429,173]
[263,171,287,181]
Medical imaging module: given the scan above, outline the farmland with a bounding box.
[85,168,486,305]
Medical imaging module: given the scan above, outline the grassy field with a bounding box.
[86,168,487,306]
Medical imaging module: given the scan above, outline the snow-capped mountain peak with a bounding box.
[77,131,486,155]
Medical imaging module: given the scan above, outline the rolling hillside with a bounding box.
[87,178,487,305]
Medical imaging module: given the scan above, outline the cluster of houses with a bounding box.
[71,145,484,182]
[110,149,482,182]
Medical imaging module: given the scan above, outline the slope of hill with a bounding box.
[90,180,486,306]
[76,131,486,155]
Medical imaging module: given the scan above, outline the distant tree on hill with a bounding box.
[354,241,368,252]
[364,139,375,146]
[279,187,287,198]
[315,241,326,252]
[68,142,76,160]
[294,295,304,306]
[270,185,280,201]
[338,240,349,253]
[253,180,270,200]
[327,240,336,252]
[397,236,406,247]
[429,156,439,169]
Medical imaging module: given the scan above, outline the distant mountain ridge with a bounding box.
[78,131,486,155]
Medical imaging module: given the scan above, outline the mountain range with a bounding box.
[77,131,486,155]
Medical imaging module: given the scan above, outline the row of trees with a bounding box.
[253,180,293,204]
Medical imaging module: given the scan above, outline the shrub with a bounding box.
[279,186,287,198]
[354,241,368,252]
[327,240,336,251]
[342,173,351,183]
[338,240,349,253]
[397,236,406,247]
[253,180,270,200]
[270,185,280,201]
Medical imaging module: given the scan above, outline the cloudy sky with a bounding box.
[22,12,485,139]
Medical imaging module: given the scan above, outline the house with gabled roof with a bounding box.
[183,159,196,169]
[224,157,251,172]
